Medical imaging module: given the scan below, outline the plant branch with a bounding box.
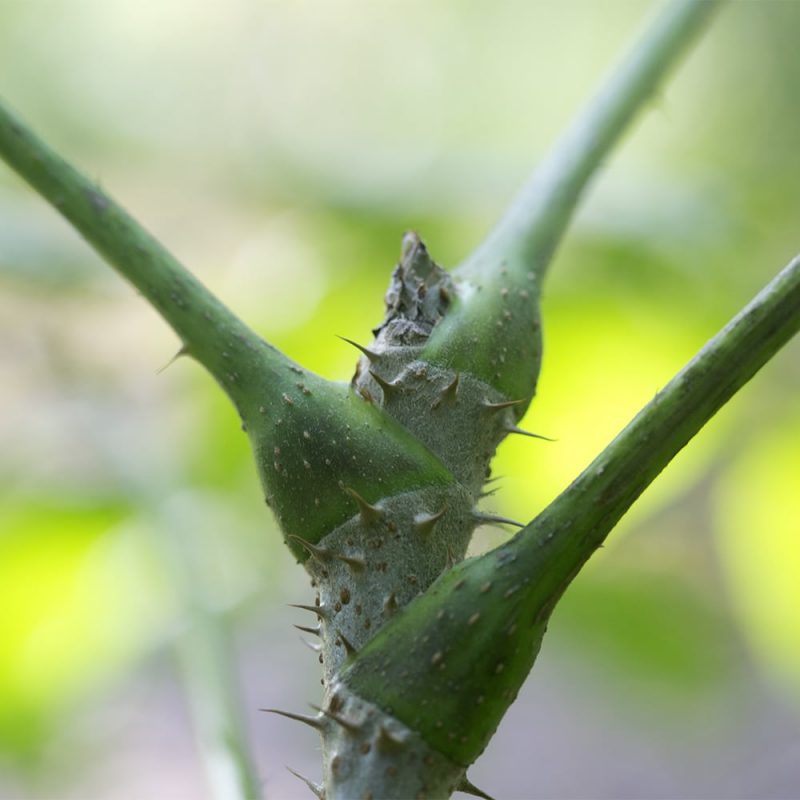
[424,0,724,407]
[174,610,262,800]
[155,502,263,800]
[462,0,724,285]
[341,255,800,770]
[521,253,800,588]
[0,99,290,413]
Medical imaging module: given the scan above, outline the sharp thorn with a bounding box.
[300,638,322,653]
[458,775,497,800]
[342,485,383,525]
[483,476,503,485]
[401,230,424,259]
[337,335,381,363]
[286,766,325,799]
[472,512,525,529]
[336,629,358,656]
[298,535,365,574]
[479,487,499,499]
[288,603,330,620]
[337,552,367,573]
[357,386,375,404]
[505,426,556,442]
[376,724,408,752]
[482,398,525,411]
[431,373,460,410]
[156,345,189,375]
[310,704,360,734]
[262,708,323,732]
[294,623,321,637]
[287,534,334,563]
[383,592,398,615]
[293,528,366,572]
[369,369,399,398]
[413,505,447,536]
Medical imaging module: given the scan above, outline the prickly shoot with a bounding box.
[9,2,794,799]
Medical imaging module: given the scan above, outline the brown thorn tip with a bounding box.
[287,535,333,563]
[472,512,525,529]
[337,335,380,363]
[482,398,525,411]
[342,486,383,525]
[376,724,408,751]
[338,552,367,572]
[156,345,189,375]
[294,623,321,637]
[458,776,496,800]
[368,369,398,397]
[310,704,360,734]
[288,603,329,620]
[336,629,358,656]
[414,505,447,536]
[286,766,325,799]
[262,708,323,731]
[432,373,460,409]
[505,426,556,442]
[383,592,398,614]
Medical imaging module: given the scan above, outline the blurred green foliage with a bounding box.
[0,502,137,757]
[0,0,798,795]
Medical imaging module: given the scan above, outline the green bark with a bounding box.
[0,100,278,418]
[424,0,723,407]
[8,3,798,800]
[342,255,800,766]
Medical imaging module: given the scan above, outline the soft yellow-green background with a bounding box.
[1,1,798,798]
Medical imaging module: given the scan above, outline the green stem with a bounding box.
[462,0,724,284]
[0,98,290,413]
[173,606,263,800]
[341,254,800,769]
[425,0,723,405]
[524,252,800,589]
[160,515,263,800]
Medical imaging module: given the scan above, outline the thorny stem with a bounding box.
[0,4,774,797]
[519,253,800,591]
[340,255,800,777]
[0,98,289,415]
[461,0,724,285]
[0,100,272,799]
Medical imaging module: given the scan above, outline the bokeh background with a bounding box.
[1,1,799,798]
